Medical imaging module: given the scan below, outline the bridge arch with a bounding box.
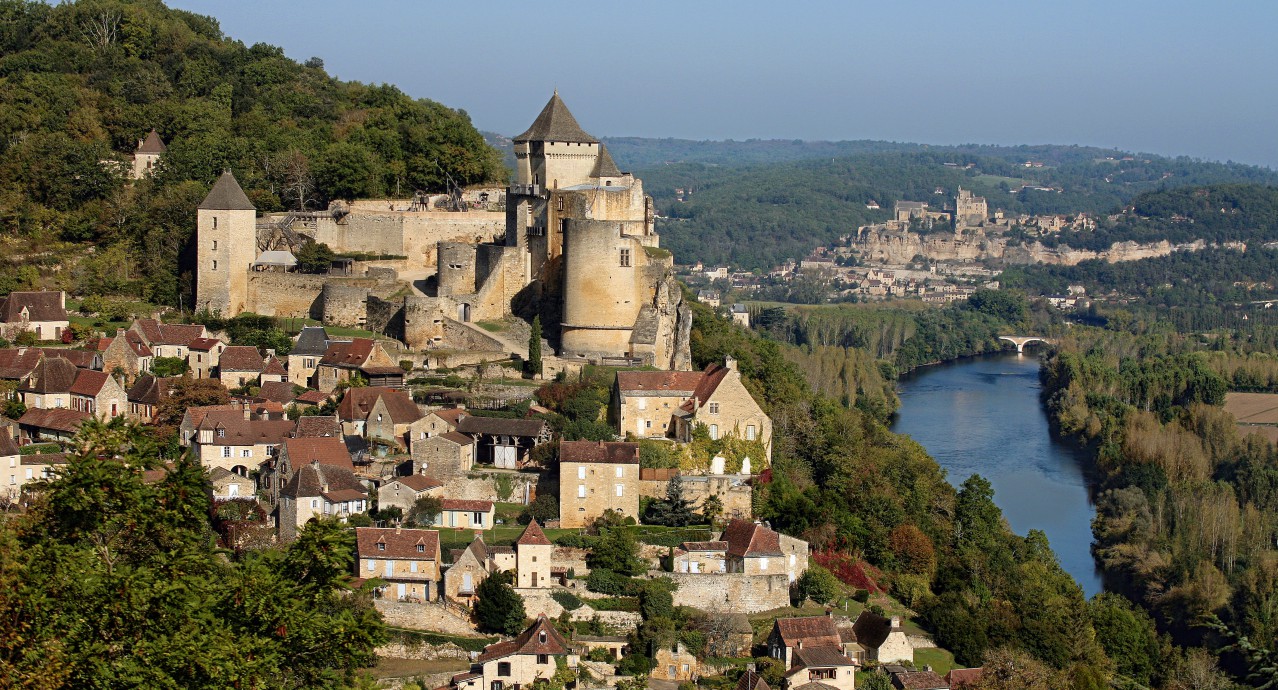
[998,335,1054,354]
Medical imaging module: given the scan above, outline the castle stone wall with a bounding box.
[437,242,477,296]
[305,211,504,269]
[321,283,371,327]
[664,571,791,613]
[246,272,330,318]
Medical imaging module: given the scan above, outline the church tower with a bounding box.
[196,170,257,316]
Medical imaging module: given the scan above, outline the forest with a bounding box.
[0,0,504,306]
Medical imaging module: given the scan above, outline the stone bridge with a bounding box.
[999,335,1056,353]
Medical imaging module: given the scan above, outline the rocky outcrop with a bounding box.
[853,226,1229,266]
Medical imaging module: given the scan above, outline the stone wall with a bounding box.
[246,272,329,319]
[663,571,791,613]
[301,210,504,269]
[374,599,479,637]
[638,475,755,521]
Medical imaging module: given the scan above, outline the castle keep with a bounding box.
[194,93,690,370]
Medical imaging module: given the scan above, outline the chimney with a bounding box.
[890,616,901,628]
[242,405,251,420]
[724,355,737,371]
[396,525,403,534]
[116,328,126,338]
[265,348,276,357]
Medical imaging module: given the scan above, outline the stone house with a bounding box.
[613,370,703,439]
[768,616,844,668]
[265,435,356,505]
[673,540,729,574]
[0,291,68,341]
[355,526,441,603]
[890,670,948,689]
[672,357,773,460]
[573,635,628,661]
[456,416,550,468]
[408,407,467,443]
[17,408,88,444]
[129,319,208,361]
[178,403,239,446]
[443,535,516,603]
[98,329,153,381]
[287,326,330,387]
[377,474,444,515]
[125,375,172,423]
[68,369,127,420]
[437,498,495,530]
[730,303,750,328]
[260,356,286,384]
[0,348,43,384]
[515,519,555,589]
[217,346,265,389]
[192,408,294,475]
[723,518,808,582]
[336,386,422,447]
[35,348,101,370]
[652,641,699,682]
[291,414,342,439]
[851,611,913,665]
[209,466,254,500]
[187,337,225,379]
[17,356,79,410]
[278,460,368,541]
[450,615,576,690]
[8,450,67,496]
[558,440,640,528]
[130,129,165,179]
[256,380,298,405]
[1,432,21,497]
[783,646,857,690]
[315,338,396,392]
[410,430,475,478]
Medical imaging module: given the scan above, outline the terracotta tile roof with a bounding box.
[133,319,206,347]
[774,616,842,649]
[281,461,365,499]
[0,431,18,456]
[724,519,782,558]
[136,129,166,154]
[182,404,238,430]
[680,541,727,552]
[218,346,264,372]
[199,170,255,211]
[736,673,770,690]
[292,415,342,438]
[946,668,982,688]
[99,331,153,358]
[892,670,949,690]
[198,410,295,447]
[394,475,443,492]
[20,452,67,466]
[851,611,901,651]
[560,440,639,464]
[513,93,598,144]
[283,436,353,471]
[322,488,367,502]
[427,408,467,428]
[515,519,552,546]
[291,326,331,356]
[0,348,43,379]
[295,389,329,405]
[19,357,79,394]
[456,416,547,438]
[356,527,439,560]
[435,431,475,446]
[36,348,99,369]
[337,387,421,424]
[476,615,570,662]
[791,646,855,669]
[616,370,704,394]
[0,291,66,323]
[18,408,90,433]
[69,369,111,396]
[319,338,375,368]
[441,498,493,512]
[262,356,287,376]
[189,337,222,351]
[257,381,297,404]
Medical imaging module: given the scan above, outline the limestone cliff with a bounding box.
[853,226,1229,266]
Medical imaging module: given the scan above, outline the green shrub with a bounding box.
[585,569,638,596]
[555,533,598,549]
[551,590,583,611]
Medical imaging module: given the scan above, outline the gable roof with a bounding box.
[19,356,79,394]
[513,93,598,144]
[516,519,552,546]
[257,380,297,404]
[441,498,493,512]
[685,362,732,409]
[69,369,111,397]
[773,616,842,649]
[560,440,639,464]
[0,291,66,323]
[422,407,466,428]
[199,170,255,211]
[892,670,949,690]
[393,475,443,492]
[189,337,223,352]
[128,374,168,406]
[262,356,287,376]
[429,430,475,447]
[851,610,902,651]
[456,416,547,438]
[591,144,623,178]
[0,348,43,379]
[36,348,100,369]
[790,646,855,669]
[283,436,353,471]
[337,387,421,424]
[356,527,439,560]
[293,414,342,438]
[292,326,331,356]
[137,129,166,154]
[18,407,90,433]
[724,519,783,558]
[476,615,570,663]
[132,319,205,347]
[197,410,295,447]
[0,431,19,457]
[281,461,365,499]
[616,370,705,395]
[319,338,374,368]
[218,346,265,372]
[736,673,770,690]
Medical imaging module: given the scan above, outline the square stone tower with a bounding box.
[196,170,257,316]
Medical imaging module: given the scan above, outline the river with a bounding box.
[890,351,1103,597]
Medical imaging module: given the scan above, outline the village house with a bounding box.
[17,408,88,444]
[672,357,773,460]
[130,129,165,179]
[187,337,225,379]
[0,291,68,341]
[851,610,914,665]
[410,430,476,478]
[377,474,444,515]
[7,449,68,498]
[457,416,550,469]
[408,407,467,442]
[256,380,298,406]
[68,368,127,420]
[16,356,79,410]
[443,535,516,603]
[652,641,700,683]
[291,414,342,439]
[216,345,265,389]
[768,616,844,668]
[437,498,496,530]
[129,319,208,360]
[264,435,356,504]
[35,348,102,370]
[97,329,153,381]
[260,356,286,384]
[784,646,857,690]
[209,466,255,500]
[514,519,555,589]
[315,338,397,392]
[558,440,640,528]
[191,407,295,475]
[287,326,330,387]
[278,460,368,541]
[0,347,44,384]
[336,386,422,448]
[613,369,704,440]
[355,526,441,603]
[730,303,750,328]
[673,519,808,589]
[450,616,577,690]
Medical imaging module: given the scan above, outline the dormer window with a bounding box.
[416,544,425,553]
[216,429,225,438]
[538,631,547,644]
[377,543,385,551]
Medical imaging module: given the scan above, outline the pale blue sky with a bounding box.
[167,1,1278,167]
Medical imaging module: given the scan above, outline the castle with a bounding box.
[195,93,691,370]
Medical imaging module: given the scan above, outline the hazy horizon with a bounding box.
[165,1,1278,169]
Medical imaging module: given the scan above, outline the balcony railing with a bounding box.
[508,183,542,197]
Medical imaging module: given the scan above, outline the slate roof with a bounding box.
[591,144,623,178]
[0,292,66,323]
[851,611,902,651]
[513,93,598,144]
[0,348,43,379]
[476,615,570,662]
[791,646,855,668]
[892,670,949,690]
[18,408,89,433]
[724,519,783,558]
[773,616,842,649]
[616,370,704,394]
[337,387,421,424]
[319,338,374,368]
[392,475,443,492]
[68,369,111,397]
[219,346,265,372]
[456,416,547,438]
[560,440,639,464]
[356,527,439,560]
[19,357,79,394]
[137,129,166,154]
[441,498,493,512]
[292,414,341,438]
[516,519,552,546]
[281,461,365,499]
[282,436,353,471]
[292,326,331,356]
[198,170,256,211]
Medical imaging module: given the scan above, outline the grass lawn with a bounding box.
[476,320,505,333]
[364,656,468,681]
[912,647,957,675]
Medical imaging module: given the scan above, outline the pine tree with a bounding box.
[527,316,544,378]
[475,571,527,635]
[647,475,697,527]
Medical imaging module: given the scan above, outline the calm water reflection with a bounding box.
[891,352,1103,597]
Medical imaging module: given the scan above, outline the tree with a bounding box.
[701,493,724,526]
[155,376,231,428]
[527,316,543,378]
[857,672,894,690]
[638,578,676,621]
[587,528,647,576]
[295,241,336,274]
[793,565,841,605]
[407,495,442,527]
[521,494,559,524]
[475,571,526,635]
[1089,593,1160,686]
[150,356,189,378]
[646,475,697,527]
